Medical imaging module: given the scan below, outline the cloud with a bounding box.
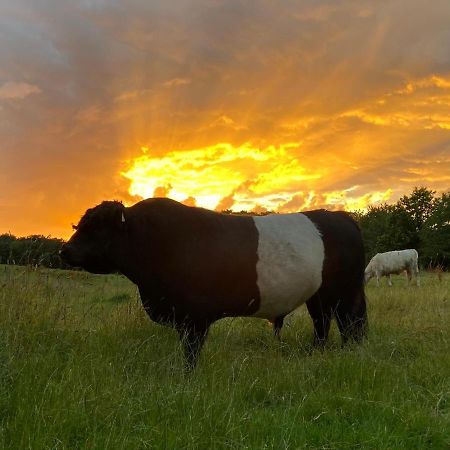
[121,143,323,211]
[0,81,41,99]
[181,196,196,207]
[215,193,235,211]
[0,0,449,237]
[162,78,191,88]
[153,184,172,197]
[340,74,450,130]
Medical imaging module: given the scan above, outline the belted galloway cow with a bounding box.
[60,198,367,368]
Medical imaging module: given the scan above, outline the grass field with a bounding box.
[0,264,449,449]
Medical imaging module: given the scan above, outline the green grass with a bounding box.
[0,265,449,449]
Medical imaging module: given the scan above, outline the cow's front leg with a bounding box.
[388,274,393,287]
[406,270,412,284]
[177,320,210,370]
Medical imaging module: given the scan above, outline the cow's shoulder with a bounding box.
[301,209,361,238]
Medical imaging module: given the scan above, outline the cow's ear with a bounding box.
[119,207,127,231]
[111,202,127,231]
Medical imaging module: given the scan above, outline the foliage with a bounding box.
[358,204,417,259]
[398,187,437,231]
[0,234,66,269]
[358,187,449,268]
[418,192,450,267]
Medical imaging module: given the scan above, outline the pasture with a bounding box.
[0,265,449,449]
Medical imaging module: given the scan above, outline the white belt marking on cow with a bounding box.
[253,213,324,320]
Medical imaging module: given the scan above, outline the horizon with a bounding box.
[0,185,443,241]
[1,1,449,239]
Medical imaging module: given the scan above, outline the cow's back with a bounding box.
[373,249,417,273]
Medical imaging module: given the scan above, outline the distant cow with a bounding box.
[364,249,420,286]
[60,198,367,368]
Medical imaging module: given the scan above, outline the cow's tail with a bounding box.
[335,215,368,343]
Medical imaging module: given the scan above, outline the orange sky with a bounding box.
[0,0,449,239]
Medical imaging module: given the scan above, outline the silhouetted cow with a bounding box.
[60,198,367,368]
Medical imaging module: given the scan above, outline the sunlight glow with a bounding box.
[121,143,395,213]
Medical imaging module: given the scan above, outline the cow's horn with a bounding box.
[121,212,126,223]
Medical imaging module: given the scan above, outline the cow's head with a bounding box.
[60,201,126,274]
[364,266,374,284]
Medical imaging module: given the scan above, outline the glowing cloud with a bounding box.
[121,143,395,213]
[121,142,324,211]
[341,75,450,130]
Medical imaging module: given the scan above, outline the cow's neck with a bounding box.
[110,231,155,287]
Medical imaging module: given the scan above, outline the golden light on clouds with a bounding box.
[121,143,394,213]
[1,1,450,238]
[121,143,317,211]
[341,75,450,130]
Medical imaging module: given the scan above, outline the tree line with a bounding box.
[0,234,68,269]
[0,187,448,270]
[356,187,449,269]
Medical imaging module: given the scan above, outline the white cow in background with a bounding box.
[365,249,420,286]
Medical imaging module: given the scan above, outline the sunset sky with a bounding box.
[1,0,449,238]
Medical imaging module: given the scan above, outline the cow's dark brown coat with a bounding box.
[61,198,367,368]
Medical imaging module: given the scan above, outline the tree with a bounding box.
[0,234,66,268]
[359,204,417,261]
[376,206,417,253]
[0,234,16,264]
[419,192,450,267]
[398,187,436,231]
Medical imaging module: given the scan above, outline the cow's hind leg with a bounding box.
[306,294,332,347]
[414,265,420,286]
[272,316,284,340]
[387,274,393,287]
[335,286,367,344]
[177,321,210,370]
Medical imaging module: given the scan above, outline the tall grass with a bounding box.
[0,265,449,449]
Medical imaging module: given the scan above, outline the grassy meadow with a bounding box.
[0,264,449,449]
